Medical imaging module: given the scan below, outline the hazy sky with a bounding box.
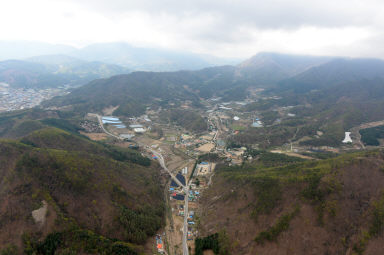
[1,0,384,58]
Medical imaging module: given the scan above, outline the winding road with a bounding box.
[94,114,190,255]
[149,149,189,255]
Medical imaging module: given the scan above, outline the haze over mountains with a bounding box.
[40,51,384,150]
[0,41,239,72]
[278,58,384,93]
[44,51,384,115]
[0,57,130,89]
[0,41,242,89]
[236,52,332,84]
[4,40,384,94]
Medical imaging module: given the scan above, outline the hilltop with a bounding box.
[236,52,331,84]
[277,58,384,93]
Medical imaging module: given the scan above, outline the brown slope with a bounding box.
[198,151,384,255]
[0,136,164,254]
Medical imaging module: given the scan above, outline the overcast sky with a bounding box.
[1,0,384,58]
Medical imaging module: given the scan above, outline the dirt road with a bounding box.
[349,120,384,149]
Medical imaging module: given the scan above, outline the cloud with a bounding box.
[0,0,383,58]
[71,0,383,29]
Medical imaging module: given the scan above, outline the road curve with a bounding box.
[95,114,189,255]
[149,149,190,255]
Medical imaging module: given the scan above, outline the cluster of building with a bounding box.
[99,115,155,140]
[0,83,66,112]
[251,118,263,128]
[129,124,146,133]
[155,234,165,254]
[187,210,196,241]
[176,198,198,241]
[175,132,218,157]
[80,120,103,133]
[195,162,214,176]
[225,147,248,164]
[176,205,198,240]
[102,116,126,129]
[169,173,187,201]
[188,190,200,202]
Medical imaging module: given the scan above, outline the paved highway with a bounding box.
[95,114,190,255]
[150,150,187,191]
[95,114,123,140]
[150,149,190,255]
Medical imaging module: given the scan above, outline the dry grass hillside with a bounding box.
[0,128,164,254]
[198,151,384,255]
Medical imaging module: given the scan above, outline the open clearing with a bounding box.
[80,132,108,141]
[271,150,315,160]
[32,200,48,226]
[197,143,215,153]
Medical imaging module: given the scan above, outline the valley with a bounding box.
[3,0,384,254]
[81,86,384,254]
[2,52,384,254]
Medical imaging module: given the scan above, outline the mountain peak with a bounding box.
[237,52,332,79]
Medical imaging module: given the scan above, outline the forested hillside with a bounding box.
[0,125,164,254]
[278,58,384,93]
[43,69,234,116]
[42,52,339,117]
[237,52,331,84]
[229,58,384,148]
[0,58,130,89]
[0,109,78,138]
[198,150,384,255]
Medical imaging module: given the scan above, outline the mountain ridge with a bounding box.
[0,58,130,89]
[0,123,164,254]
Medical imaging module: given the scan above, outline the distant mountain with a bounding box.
[28,54,130,80]
[43,65,250,116]
[0,57,130,89]
[246,57,384,147]
[69,42,239,71]
[44,71,204,116]
[0,60,69,89]
[278,58,384,93]
[0,41,75,60]
[44,53,384,136]
[236,52,332,84]
[43,53,334,115]
[27,54,84,66]
[0,41,240,72]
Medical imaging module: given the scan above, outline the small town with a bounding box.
[0,82,69,112]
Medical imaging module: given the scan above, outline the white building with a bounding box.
[129,124,144,128]
[120,134,135,140]
[133,128,146,133]
[342,132,353,143]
